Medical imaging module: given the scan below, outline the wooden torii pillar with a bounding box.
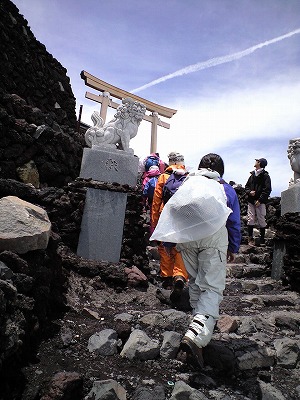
[80,71,177,154]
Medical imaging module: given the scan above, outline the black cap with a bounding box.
[256,158,268,168]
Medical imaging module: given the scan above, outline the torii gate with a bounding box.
[80,71,177,154]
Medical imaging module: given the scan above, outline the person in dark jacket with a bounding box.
[245,158,272,245]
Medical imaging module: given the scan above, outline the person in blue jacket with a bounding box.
[177,153,241,368]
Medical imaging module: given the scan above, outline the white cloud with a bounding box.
[131,80,300,152]
[128,80,300,196]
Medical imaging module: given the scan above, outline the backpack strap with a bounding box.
[162,172,187,204]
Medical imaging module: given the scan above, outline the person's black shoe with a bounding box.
[259,238,265,246]
[161,276,173,290]
[170,276,185,302]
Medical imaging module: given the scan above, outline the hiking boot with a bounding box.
[170,276,186,302]
[161,276,173,290]
[259,238,265,246]
[259,228,266,246]
[156,288,171,305]
[180,336,204,368]
[184,314,215,348]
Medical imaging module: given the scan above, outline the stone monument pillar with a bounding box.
[77,97,146,262]
[281,138,300,215]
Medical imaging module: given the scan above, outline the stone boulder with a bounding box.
[0,196,51,253]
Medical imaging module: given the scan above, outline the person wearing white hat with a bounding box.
[151,151,188,297]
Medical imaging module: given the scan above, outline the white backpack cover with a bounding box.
[150,175,232,243]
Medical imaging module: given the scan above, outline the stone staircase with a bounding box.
[223,243,299,313]
[147,237,300,398]
[211,241,300,399]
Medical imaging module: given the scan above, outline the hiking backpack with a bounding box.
[143,176,158,203]
[151,175,231,243]
[162,172,187,204]
[144,155,160,171]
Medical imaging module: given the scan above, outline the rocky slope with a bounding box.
[0,0,85,187]
[15,237,300,400]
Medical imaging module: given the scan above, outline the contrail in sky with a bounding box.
[131,28,300,93]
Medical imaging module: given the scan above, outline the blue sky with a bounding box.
[12,0,300,196]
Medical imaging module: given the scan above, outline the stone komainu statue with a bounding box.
[287,138,300,185]
[85,97,146,154]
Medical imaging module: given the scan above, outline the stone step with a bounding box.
[214,311,300,352]
[221,292,300,316]
[226,263,270,278]
[243,292,300,305]
[239,242,273,252]
[237,243,274,265]
[220,309,300,324]
[224,277,284,294]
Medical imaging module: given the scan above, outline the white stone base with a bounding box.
[281,183,300,215]
[79,147,139,186]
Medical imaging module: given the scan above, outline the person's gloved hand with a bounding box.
[227,250,235,263]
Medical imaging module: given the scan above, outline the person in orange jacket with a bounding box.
[151,151,189,299]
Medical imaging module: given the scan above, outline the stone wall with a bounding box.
[0,0,76,126]
[273,213,300,292]
[0,0,85,187]
[0,178,149,399]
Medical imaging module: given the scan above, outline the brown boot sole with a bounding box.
[180,337,204,369]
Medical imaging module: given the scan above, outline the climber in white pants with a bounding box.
[176,154,241,368]
[177,225,228,361]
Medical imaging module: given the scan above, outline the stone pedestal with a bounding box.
[281,183,300,215]
[79,147,139,187]
[77,188,127,262]
[77,147,139,263]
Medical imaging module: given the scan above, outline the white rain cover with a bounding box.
[150,175,232,243]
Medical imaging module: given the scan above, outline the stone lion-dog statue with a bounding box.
[85,97,146,154]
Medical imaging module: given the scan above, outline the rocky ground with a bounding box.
[18,237,300,400]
